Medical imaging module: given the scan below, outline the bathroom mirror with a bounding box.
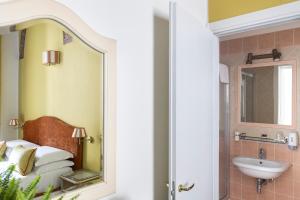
[238,61,296,128]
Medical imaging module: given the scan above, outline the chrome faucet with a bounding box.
[258,148,266,159]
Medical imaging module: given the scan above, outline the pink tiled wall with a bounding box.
[230,141,300,200]
[220,28,300,57]
[220,28,300,200]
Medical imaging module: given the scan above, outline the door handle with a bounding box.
[178,183,195,192]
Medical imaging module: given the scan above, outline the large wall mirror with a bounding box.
[0,18,105,195]
[0,0,117,197]
[238,61,297,128]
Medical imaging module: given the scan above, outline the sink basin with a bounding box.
[232,156,291,179]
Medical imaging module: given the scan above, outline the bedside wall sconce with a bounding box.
[42,50,60,65]
[9,118,23,139]
[72,127,94,144]
[9,118,23,128]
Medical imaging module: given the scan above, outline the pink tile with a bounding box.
[242,185,258,200]
[257,190,275,200]
[230,181,242,199]
[294,181,300,198]
[241,141,258,157]
[220,41,228,56]
[243,36,258,53]
[230,198,241,200]
[275,194,292,200]
[275,177,293,196]
[264,180,275,193]
[242,174,257,188]
[228,38,243,54]
[275,29,293,48]
[230,155,238,168]
[258,33,275,50]
[293,147,300,165]
[293,164,300,181]
[231,140,241,156]
[294,28,300,45]
[275,144,292,163]
[230,167,242,184]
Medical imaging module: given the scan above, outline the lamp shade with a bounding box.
[42,50,60,65]
[72,128,87,138]
[9,119,19,127]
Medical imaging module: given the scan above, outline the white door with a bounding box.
[169,2,219,200]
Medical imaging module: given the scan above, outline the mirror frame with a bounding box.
[0,0,116,199]
[237,60,297,129]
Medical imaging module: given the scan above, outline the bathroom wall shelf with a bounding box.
[239,133,287,144]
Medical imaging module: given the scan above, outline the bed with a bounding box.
[1,116,83,193]
[0,161,72,193]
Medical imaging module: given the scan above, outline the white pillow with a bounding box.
[33,160,74,174]
[5,140,39,159]
[35,146,73,167]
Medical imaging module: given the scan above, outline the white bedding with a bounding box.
[20,167,72,193]
[1,140,75,193]
[33,160,74,174]
[5,140,40,159]
[35,146,73,167]
[0,161,72,193]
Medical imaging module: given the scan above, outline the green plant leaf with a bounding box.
[3,178,20,200]
[23,175,40,197]
[70,194,80,200]
[16,190,26,200]
[0,165,80,200]
[41,185,53,200]
[0,165,16,199]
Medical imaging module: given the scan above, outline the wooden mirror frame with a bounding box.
[0,0,116,199]
[237,60,297,129]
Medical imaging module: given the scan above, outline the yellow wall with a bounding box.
[19,21,103,172]
[209,0,295,22]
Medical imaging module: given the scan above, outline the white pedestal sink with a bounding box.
[232,156,291,179]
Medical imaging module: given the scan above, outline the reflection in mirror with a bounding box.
[240,64,294,126]
[0,18,104,195]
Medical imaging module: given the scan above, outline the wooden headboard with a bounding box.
[23,116,83,170]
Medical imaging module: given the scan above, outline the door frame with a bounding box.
[210,1,300,38]
[209,2,300,199]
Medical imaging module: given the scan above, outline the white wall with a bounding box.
[0,32,19,141]
[153,0,208,24]
[55,1,207,200]
[55,0,154,199]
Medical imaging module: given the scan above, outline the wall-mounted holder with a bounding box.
[288,132,298,150]
[246,49,281,64]
[239,133,287,144]
[85,136,94,144]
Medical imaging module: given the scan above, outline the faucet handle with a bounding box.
[261,134,268,138]
[259,147,266,159]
